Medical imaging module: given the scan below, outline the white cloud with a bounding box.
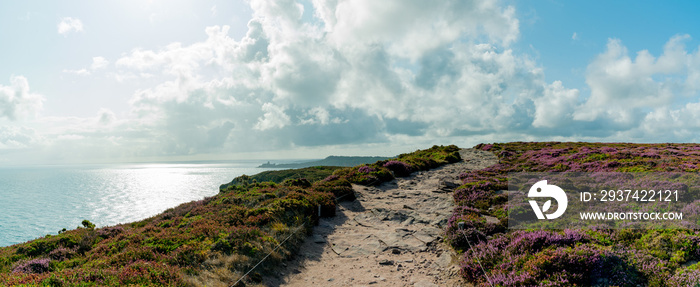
[300,107,338,125]
[572,32,578,40]
[97,108,117,125]
[533,81,579,128]
[91,57,109,70]
[62,68,90,76]
[115,26,237,79]
[316,0,519,60]
[574,35,698,128]
[57,17,83,35]
[91,0,538,156]
[255,103,290,130]
[0,126,38,149]
[62,56,110,76]
[0,76,44,121]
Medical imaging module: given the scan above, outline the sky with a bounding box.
[1,0,700,165]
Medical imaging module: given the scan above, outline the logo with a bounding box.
[528,180,568,220]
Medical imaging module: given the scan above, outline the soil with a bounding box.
[262,148,498,286]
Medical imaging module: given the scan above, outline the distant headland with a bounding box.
[258,155,392,169]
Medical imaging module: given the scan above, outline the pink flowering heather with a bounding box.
[12,258,51,274]
[383,160,412,177]
[321,174,340,182]
[357,165,376,174]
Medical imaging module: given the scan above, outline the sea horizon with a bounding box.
[0,159,304,247]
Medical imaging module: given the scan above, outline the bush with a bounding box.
[77,230,98,254]
[211,227,264,256]
[341,165,393,186]
[81,220,95,229]
[312,177,354,201]
[282,178,311,188]
[12,258,51,274]
[394,145,461,171]
[48,247,76,262]
[96,226,124,238]
[383,160,412,177]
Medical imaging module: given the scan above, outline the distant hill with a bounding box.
[258,155,392,168]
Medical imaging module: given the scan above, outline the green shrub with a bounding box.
[282,178,311,188]
[313,176,354,201]
[81,220,96,229]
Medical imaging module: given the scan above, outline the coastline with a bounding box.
[0,145,460,285]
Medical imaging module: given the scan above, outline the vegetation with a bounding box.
[450,142,700,286]
[0,145,460,286]
[219,166,343,191]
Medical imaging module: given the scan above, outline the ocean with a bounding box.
[0,160,283,247]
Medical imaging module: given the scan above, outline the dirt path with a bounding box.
[263,148,497,286]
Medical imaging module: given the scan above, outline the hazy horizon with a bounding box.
[2,1,700,166]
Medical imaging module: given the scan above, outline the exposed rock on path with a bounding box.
[264,148,497,286]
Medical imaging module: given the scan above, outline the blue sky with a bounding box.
[1,0,700,165]
[516,1,700,90]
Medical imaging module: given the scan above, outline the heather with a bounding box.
[450,142,700,286]
[0,145,460,286]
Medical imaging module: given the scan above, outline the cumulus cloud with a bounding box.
[57,17,83,35]
[574,35,700,129]
[0,76,44,121]
[533,81,579,128]
[105,0,538,153]
[255,103,291,130]
[314,0,520,60]
[115,25,238,80]
[99,0,550,156]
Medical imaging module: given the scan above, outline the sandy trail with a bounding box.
[263,148,497,286]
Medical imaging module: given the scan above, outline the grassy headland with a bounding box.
[0,145,460,286]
